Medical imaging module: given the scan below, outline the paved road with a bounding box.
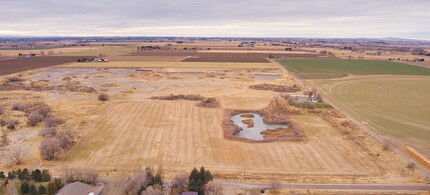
[219,182,430,191]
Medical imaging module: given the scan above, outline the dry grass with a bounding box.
[150,94,204,101]
[65,101,383,181]
[249,84,301,92]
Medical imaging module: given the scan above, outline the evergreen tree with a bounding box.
[53,178,64,191]
[31,169,42,182]
[21,181,29,194]
[154,172,163,186]
[38,185,47,194]
[7,171,16,180]
[19,168,31,181]
[145,167,155,186]
[0,171,5,179]
[40,170,51,182]
[189,167,199,183]
[46,182,55,195]
[29,184,37,195]
[204,170,213,183]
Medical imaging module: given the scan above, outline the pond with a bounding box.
[231,113,289,141]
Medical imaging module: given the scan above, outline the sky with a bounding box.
[1,0,429,39]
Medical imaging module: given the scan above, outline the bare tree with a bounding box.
[39,137,62,160]
[204,181,222,195]
[270,181,282,193]
[124,169,148,194]
[61,166,77,183]
[171,173,188,193]
[142,185,163,195]
[10,146,28,165]
[57,129,75,149]
[82,168,99,185]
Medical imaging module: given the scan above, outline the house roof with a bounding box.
[56,181,104,195]
[182,192,198,195]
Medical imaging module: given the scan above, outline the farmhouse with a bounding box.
[56,182,104,195]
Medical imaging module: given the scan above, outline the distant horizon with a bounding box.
[0,35,429,42]
[1,0,429,40]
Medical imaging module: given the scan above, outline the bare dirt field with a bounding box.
[109,55,185,62]
[0,56,94,75]
[0,47,104,57]
[61,61,276,69]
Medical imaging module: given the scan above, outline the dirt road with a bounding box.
[219,182,430,191]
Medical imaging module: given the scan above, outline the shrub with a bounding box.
[270,181,282,193]
[57,130,75,149]
[12,103,26,111]
[199,98,219,108]
[150,94,204,101]
[44,116,64,127]
[0,119,6,126]
[40,127,57,137]
[98,93,109,101]
[38,185,47,194]
[0,105,3,115]
[6,120,18,130]
[27,113,44,126]
[407,162,415,169]
[40,138,62,160]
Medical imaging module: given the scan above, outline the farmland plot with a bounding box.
[67,101,381,177]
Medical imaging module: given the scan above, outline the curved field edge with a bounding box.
[278,58,430,79]
[315,76,430,157]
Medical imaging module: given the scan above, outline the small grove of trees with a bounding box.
[0,169,53,194]
[20,181,45,195]
[0,169,51,182]
[188,166,213,195]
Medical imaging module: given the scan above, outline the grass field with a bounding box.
[66,101,379,177]
[61,61,276,68]
[278,59,430,79]
[316,76,430,157]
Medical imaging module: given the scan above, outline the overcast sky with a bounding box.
[1,0,429,39]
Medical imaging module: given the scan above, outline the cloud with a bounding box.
[0,0,429,39]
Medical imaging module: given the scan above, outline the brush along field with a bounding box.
[0,50,426,186]
[61,61,276,69]
[315,76,430,158]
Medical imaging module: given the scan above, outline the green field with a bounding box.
[278,58,430,79]
[316,76,430,157]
